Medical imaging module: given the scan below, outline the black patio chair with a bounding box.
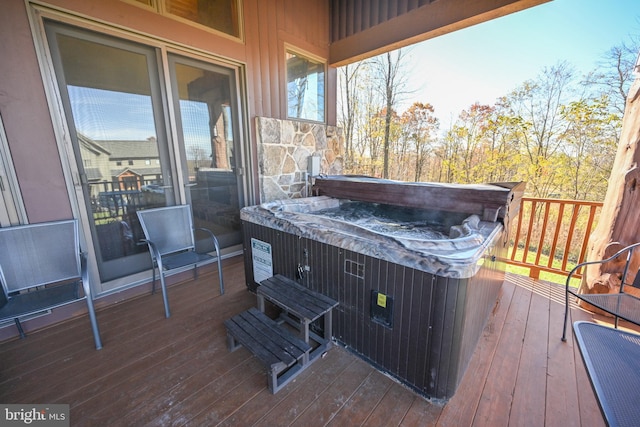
[0,219,102,349]
[562,241,640,342]
[137,205,224,318]
[573,321,640,427]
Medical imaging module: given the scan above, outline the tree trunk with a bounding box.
[578,76,640,303]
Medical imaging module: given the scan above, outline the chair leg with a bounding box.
[212,236,224,295]
[158,271,171,318]
[217,257,224,295]
[85,296,103,350]
[151,263,157,295]
[14,318,26,339]
[562,289,569,342]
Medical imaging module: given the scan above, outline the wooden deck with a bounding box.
[0,256,630,426]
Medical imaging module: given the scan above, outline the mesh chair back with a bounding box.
[0,220,80,294]
[137,205,195,256]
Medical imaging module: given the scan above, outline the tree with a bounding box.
[400,102,439,182]
[338,62,366,169]
[558,96,620,200]
[584,39,640,116]
[342,63,382,175]
[371,50,410,178]
[450,104,494,183]
[579,76,640,300]
[361,106,387,176]
[502,62,575,197]
[483,99,523,183]
[338,40,632,205]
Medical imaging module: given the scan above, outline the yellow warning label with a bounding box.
[377,293,387,308]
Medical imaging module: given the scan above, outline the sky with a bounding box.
[399,0,640,127]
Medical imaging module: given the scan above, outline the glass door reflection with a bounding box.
[169,55,243,249]
[47,24,175,282]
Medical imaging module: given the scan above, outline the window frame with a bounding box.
[285,47,327,124]
[123,0,244,42]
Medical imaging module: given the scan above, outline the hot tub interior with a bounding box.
[241,176,525,400]
[287,199,471,238]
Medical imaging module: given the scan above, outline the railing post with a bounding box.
[530,266,540,280]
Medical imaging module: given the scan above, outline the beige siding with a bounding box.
[0,0,73,223]
[244,0,333,122]
[0,0,334,222]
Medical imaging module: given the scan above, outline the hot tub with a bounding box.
[241,176,524,400]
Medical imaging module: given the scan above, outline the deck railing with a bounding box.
[507,197,603,280]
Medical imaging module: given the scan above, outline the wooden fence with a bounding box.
[506,197,603,279]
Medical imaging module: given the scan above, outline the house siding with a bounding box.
[0,0,335,340]
[0,0,334,224]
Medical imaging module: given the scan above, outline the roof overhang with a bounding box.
[329,0,551,67]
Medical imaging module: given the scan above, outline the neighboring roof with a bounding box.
[97,139,159,159]
[84,167,103,181]
[77,133,111,156]
[111,167,162,177]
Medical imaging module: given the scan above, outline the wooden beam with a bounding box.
[329,0,551,66]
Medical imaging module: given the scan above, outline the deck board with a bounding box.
[436,270,516,426]
[325,369,395,426]
[472,280,532,426]
[545,279,582,427]
[362,381,417,427]
[290,357,374,426]
[253,349,357,426]
[0,256,633,426]
[510,285,550,426]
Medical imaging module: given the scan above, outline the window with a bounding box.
[165,0,240,37]
[286,50,325,123]
[124,0,240,38]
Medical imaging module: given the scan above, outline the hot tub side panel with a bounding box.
[446,239,507,397]
[242,220,300,291]
[297,238,458,400]
[298,235,506,400]
[241,221,505,400]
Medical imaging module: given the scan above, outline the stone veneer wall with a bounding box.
[256,116,344,202]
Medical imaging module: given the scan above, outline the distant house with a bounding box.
[79,134,162,194]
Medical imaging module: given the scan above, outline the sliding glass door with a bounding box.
[168,55,243,249]
[45,21,244,287]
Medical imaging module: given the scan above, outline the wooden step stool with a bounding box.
[224,307,311,393]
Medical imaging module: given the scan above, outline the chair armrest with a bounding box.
[193,227,221,256]
[139,238,163,265]
[565,241,640,293]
